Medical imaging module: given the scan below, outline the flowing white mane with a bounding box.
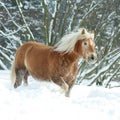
[54,28,94,53]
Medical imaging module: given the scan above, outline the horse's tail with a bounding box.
[10,59,16,85]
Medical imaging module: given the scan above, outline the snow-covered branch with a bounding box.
[15,0,35,41]
[0,26,25,37]
[42,0,50,44]
[78,48,120,80]
[79,0,104,26]
[105,66,120,88]
[48,0,60,44]
[0,1,19,28]
[88,51,120,86]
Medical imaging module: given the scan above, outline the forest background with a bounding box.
[0,0,119,87]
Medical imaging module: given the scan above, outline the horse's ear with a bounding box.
[91,30,94,34]
[91,30,94,39]
[81,29,86,34]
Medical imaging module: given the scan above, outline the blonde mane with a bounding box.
[54,28,94,53]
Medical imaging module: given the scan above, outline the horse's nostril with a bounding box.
[88,54,97,64]
[91,55,94,60]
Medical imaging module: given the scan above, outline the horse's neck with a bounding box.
[64,52,79,64]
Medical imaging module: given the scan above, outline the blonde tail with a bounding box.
[10,59,16,85]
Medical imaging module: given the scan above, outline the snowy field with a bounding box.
[0,70,120,120]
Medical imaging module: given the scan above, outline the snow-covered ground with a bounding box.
[0,70,120,120]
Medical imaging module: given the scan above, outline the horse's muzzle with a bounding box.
[87,54,97,64]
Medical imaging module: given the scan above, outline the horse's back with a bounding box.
[15,41,46,69]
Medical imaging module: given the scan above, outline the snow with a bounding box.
[0,70,120,120]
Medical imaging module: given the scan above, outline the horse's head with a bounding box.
[54,28,97,64]
[74,29,97,64]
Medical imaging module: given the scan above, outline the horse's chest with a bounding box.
[58,59,70,72]
[50,55,78,79]
[58,62,76,78]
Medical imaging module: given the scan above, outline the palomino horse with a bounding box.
[11,28,97,97]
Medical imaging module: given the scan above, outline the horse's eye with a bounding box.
[84,42,87,46]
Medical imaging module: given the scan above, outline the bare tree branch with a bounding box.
[15,0,35,41]
[105,66,120,88]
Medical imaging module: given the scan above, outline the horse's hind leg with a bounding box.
[14,69,23,88]
[23,70,29,86]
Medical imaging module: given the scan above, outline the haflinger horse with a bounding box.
[11,28,97,97]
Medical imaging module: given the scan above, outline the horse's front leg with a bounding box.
[60,77,69,94]
[52,77,75,97]
[61,77,75,97]
[65,80,75,97]
[52,77,69,96]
